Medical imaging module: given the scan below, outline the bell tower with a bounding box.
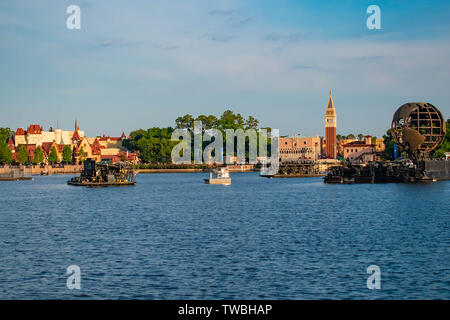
[325,90,337,159]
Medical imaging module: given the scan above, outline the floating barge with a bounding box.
[0,177,32,181]
[261,160,324,178]
[0,167,32,181]
[204,167,231,185]
[324,159,450,184]
[68,159,136,187]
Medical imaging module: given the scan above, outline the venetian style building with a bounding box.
[278,135,322,161]
[325,90,337,159]
[343,135,376,163]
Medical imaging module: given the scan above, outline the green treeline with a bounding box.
[0,128,13,164]
[123,110,270,164]
[433,119,450,158]
[2,117,447,165]
[123,127,178,163]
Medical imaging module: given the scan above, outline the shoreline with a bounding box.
[0,164,258,177]
[137,165,257,174]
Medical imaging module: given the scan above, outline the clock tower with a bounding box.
[325,90,337,159]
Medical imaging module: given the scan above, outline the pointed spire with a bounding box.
[327,90,334,109]
[8,137,15,151]
[75,119,79,131]
[72,128,80,141]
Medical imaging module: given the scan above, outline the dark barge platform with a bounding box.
[67,159,136,187]
[67,180,135,187]
[324,159,450,184]
[261,160,324,178]
[261,174,325,178]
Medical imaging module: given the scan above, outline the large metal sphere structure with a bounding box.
[391,102,446,158]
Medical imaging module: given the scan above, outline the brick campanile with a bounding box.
[325,90,337,159]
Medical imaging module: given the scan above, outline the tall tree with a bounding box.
[33,146,44,164]
[217,110,245,130]
[48,146,59,164]
[433,119,450,158]
[17,145,29,164]
[245,116,259,129]
[62,145,73,163]
[78,147,87,163]
[175,114,194,129]
[383,129,395,160]
[0,142,13,164]
[194,115,218,129]
[0,128,12,143]
[358,133,364,141]
[206,115,218,129]
[195,115,208,129]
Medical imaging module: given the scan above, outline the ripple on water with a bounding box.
[0,173,449,299]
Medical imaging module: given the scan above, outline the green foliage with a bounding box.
[245,116,259,129]
[0,141,13,164]
[33,146,44,164]
[433,119,450,158]
[124,127,178,163]
[175,114,194,129]
[383,129,395,160]
[17,145,29,164]
[0,127,13,164]
[216,110,245,130]
[0,127,12,143]
[126,111,263,164]
[62,145,72,163]
[358,133,364,141]
[134,163,214,170]
[382,120,449,160]
[195,115,217,129]
[346,134,355,140]
[78,147,86,163]
[48,146,59,164]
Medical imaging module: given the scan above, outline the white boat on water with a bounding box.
[204,167,231,185]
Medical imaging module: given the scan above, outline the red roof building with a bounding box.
[56,144,65,153]
[72,129,81,141]
[41,142,54,157]
[90,138,102,156]
[343,137,376,163]
[8,137,15,151]
[27,125,42,135]
[16,144,37,162]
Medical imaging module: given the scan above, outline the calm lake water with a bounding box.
[0,172,449,299]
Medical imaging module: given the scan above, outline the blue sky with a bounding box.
[1,0,450,137]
